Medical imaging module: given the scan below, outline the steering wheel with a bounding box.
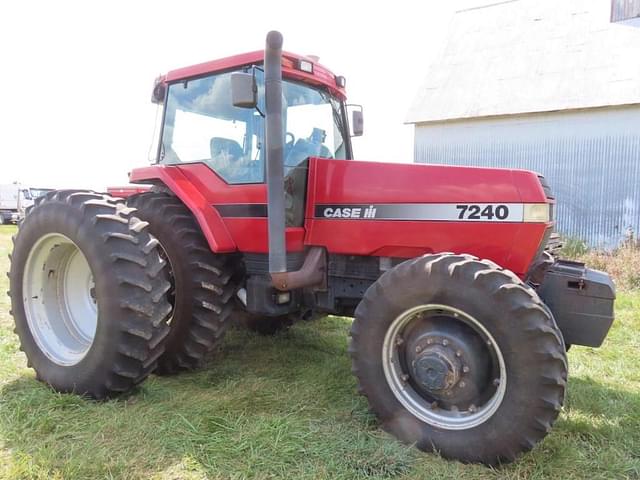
[284,132,296,159]
[285,132,295,147]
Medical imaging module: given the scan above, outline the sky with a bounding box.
[0,1,455,190]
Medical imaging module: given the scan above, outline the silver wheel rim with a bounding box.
[382,304,507,430]
[23,233,98,366]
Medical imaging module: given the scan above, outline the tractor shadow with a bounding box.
[558,376,640,448]
[565,376,640,416]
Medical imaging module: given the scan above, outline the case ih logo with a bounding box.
[315,203,526,222]
[320,205,377,219]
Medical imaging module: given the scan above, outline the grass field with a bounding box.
[0,223,639,479]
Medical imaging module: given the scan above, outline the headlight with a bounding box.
[523,203,551,223]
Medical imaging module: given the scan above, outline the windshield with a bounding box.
[159,68,348,184]
[29,188,54,199]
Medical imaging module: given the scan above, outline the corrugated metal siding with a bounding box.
[414,106,640,248]
[611,0,640,22]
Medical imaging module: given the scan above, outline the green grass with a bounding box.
[560,236,640,290]
[0,223,639,479]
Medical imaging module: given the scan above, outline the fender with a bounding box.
[129,165,236,252]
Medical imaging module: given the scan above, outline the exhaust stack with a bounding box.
[264,30,287,275]
[264,31,326,292]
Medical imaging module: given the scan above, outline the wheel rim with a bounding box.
[382,304,506,430]
[23,233,98,366]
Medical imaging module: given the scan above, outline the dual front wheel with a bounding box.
[8,192,567,464]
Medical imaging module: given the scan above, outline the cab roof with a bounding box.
[164,50,347,100]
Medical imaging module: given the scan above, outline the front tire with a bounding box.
[350,253,567,465]
[9,191,172,398]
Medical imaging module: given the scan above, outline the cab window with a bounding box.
[160,68,347,184]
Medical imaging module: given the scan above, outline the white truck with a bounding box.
[0,184,23,224]
[0,185,54,224]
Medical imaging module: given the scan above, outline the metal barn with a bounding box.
[407,0,640,248]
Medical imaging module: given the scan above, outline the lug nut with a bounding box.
[459,381,466,388]
[442,339,449,346]
[401,374,410,382]
[493,378,501,387]
[431,401,438,409]
[395,337,404,346]
[486,340,492,347]
[426,338,433,344]
[455,350,462,357]
[415,345,422,353]
[469,404,477,413]
[462,365,470,373]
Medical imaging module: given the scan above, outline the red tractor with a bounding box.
[8,32,615,465]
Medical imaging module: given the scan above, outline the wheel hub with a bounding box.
[405,326,491,407]
[411,344,460,392]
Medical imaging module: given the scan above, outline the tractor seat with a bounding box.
[210,137,244,163]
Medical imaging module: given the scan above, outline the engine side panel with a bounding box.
[304,158,552,276]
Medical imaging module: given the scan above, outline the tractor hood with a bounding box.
[306,158,549,208]
[304,158,554,276]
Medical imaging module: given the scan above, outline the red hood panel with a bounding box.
[308,158,546,205]
[305,158,551,276]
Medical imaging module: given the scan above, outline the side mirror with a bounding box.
[151,76,166,104]
[347,104,364,137]
[231,72,257,108]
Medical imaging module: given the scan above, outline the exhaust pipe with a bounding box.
[265,30,287,275]
[264,31,326,292]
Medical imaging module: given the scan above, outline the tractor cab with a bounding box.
[145,49,360,233]
[151,51,357,181]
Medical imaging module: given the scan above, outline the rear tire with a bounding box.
[350,253,567,465]
[127,192,238,374]
[9,191,172,398]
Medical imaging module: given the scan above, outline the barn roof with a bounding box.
[406,0,640,124]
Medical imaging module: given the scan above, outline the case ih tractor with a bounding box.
[8,32,615,464]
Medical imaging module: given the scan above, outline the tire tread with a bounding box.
[349,253,567,465]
